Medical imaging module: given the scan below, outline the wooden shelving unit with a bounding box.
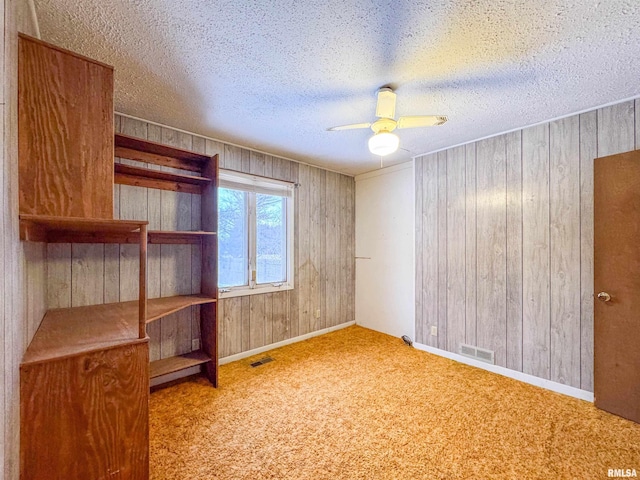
[18,35,149,480]
[116,133,219,387]
[18,35,220,480]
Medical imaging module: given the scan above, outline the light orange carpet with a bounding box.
[149,326,640,479]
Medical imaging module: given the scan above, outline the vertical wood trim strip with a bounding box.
[422,154,438,348]
[464,144,477,347]
[505,131,523,371]
[446,146,465,352]
[522,124,551,379]
[437,151,447,350]
[579,110,597,392]
[597,101,635,158]
[475,136,507,366]
[414,160,424,344]
[549,116,581,387]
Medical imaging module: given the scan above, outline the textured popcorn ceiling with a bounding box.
[35,0,640,175]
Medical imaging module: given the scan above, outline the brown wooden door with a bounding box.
[594,149,640,423]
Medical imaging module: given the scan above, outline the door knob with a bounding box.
[597,292,612,302]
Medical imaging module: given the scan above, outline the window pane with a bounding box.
[218,188,248,287]
[256,193,286,284]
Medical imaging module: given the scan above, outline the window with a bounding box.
[218,170,294,297]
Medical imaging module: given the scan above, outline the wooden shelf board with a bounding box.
[115,134,210,173]
[20,214,146,232]
[22,295,216,365]
[150,350,211,379]
[114,163,210,194]
[22,302,143,365]
[148,230,216,245]
[19,217,215,245]
[147,295,216,323]
[42,231,141,244]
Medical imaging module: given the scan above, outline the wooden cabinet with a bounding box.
[18,34,114,218]
[21,327,149,480]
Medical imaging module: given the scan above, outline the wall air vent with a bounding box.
[459,344,495,365]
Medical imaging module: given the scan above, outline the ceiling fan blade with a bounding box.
[326,122,372,131]
[396,115,448,129]
[375,88,396,119]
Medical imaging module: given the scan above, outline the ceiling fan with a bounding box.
[327,87,448,156]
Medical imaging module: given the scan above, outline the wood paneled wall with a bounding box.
[415,99,640,392]
[3,1,47,479]
[46,114,355,362]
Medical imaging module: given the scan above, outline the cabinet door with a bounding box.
[18,34,114,219]
[20,342,149,480]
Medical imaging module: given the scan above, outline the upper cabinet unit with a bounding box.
[18,34,114,219]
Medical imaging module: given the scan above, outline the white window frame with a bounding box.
[218,169,295,298]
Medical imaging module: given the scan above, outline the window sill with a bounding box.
[218,284,293,299]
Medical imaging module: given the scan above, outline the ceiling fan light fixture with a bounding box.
[368,131,399,156]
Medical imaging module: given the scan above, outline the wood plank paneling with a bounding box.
[415,100,638,392]
[437,151,447,350]
[522,124,551,379]
[475,136,507,367]
[464,144,477,347]
[241,296,250,352]
[47,244,71,308]
[71,244,104,307]
[347,172,355,323]
[636,99,640,149]
[297,164,312,334]
[264,293,273,345]
[446,146,465,352]
[579,110,597,392]
[23,244,47,343]
[249,293,266,350]
[42,114,354,366]
[414,160,424,344]
[271,291,289,343]
[549,116,581,388]
[421,154,438,348]
[597,101,635,157]
[289,162,300,340]
[309,167,323,331]
[319,169,327,330]
[505,131,523,371]
[222,296,242,356]
[323,171,337,330]
[145,125,162,361]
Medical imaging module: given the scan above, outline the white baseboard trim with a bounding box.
[413,342,594,402]
[219,321,356,365]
